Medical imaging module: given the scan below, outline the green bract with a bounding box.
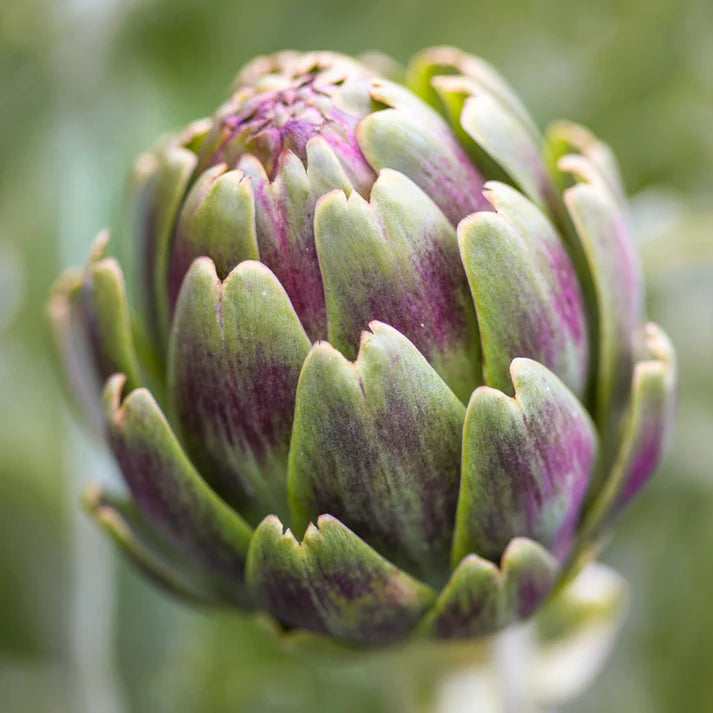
[50,48,677,645]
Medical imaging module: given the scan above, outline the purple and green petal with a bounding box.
[246,514,436,644]
[132,140,200,346]
[356,82,489,225]
[48,232,141,426]
[439,77,555,215]
[288,322,465,584]
[453,358,597,565]
[415,56,555,218]
[416,554,503,638]
[561,153,644,448]
[459,183,588,397]
[584,323,676,532]
[49,269,104,427]
[418,534,558,638]
[79,233,142,391]
[547,121,626,205]
[168,258,311,519]
[315,170,482,401]
[169,164,259,311]
[314,114,379,199]
[83,483,237,605]
[103,373,254,605]
[501,537,559,618]
[407,47,539,140]
[305,135,368,198]
[237,152,328,340]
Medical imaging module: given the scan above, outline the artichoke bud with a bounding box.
[50,48,677,645]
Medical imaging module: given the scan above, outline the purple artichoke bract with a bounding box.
[50,48,677,645]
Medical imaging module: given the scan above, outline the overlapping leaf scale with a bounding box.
[315,169,482,402]
[583,323,676,535]
[407,49,557,219]
[168,257,311,521]
[458,182,589,398]
[48,231,141,426]
[246,514,437,644]
[103,374,254,606]
[453,359,597,565]
[407,47,539,139]
[419,537,559,638]
[127,121,210,346]
[168,163,259,312]
[558,144,644,456]
[356,79,490,225]
[247,514,559,643]
[288,322,466,586]
[547,120,626,206]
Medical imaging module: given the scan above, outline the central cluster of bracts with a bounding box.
[52,48,676,645]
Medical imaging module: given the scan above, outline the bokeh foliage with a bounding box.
[1,0,711,710]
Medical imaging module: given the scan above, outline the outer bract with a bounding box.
[50,48,677,645]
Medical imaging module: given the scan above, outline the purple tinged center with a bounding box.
[206,76,371,182]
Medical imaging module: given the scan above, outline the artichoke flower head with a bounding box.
[50,48,677,645]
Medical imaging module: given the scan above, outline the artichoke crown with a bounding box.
[51,48,676,645]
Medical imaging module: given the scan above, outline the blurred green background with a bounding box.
[1,0,712,710]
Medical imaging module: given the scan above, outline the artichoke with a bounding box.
[50,48,676,645]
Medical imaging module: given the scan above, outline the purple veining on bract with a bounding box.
[245,164,329,341]
[460,364,596,564]
[341,240,476,375]
[107,396,249,589]
[170,264,308,516]
[410,121,491,226]
[523,398,594,561]
[618,419,663,507]
[511,571,549,618]
[543,240,586,345]
[542,407,596,560]
[290,334,464,584]
[250,515,435,644]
